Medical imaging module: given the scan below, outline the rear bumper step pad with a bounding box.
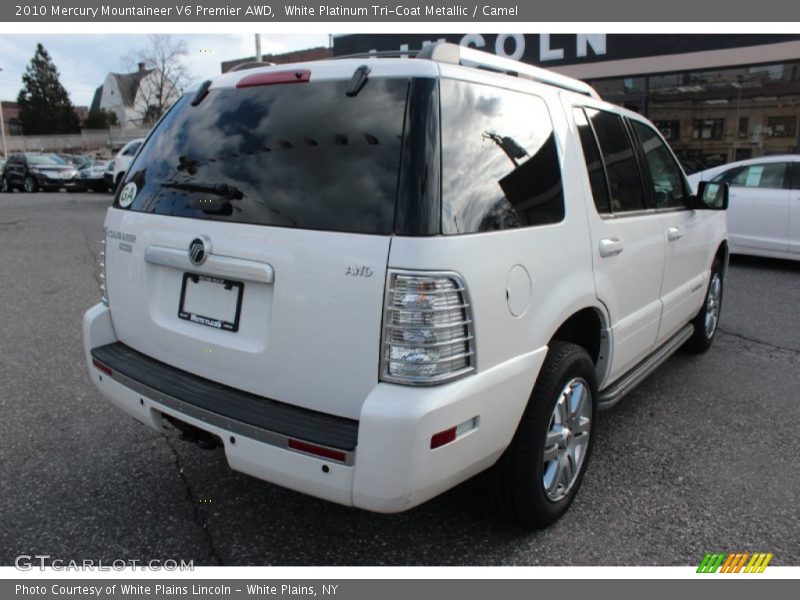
[91,342,359,454]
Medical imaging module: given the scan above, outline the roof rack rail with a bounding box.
[417,42,599,99]
[331,49,420,60]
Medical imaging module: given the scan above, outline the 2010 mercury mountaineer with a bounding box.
[83,42,729,528]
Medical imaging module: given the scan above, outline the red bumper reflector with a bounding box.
[288,439,346,463]
[236,69,311,88]
[430,427,457,449]
[92,358,112,376]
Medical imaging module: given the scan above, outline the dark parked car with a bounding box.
[1,153,79,192]
[57,153,92,169]
[76,160,112,192]
[103,160,114,190]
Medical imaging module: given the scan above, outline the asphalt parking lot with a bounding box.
[1,191,798,567]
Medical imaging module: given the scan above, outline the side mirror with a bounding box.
[691,181,729,210]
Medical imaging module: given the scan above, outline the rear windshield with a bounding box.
[118,78,409,235]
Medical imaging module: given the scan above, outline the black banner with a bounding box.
[333,33,800,68]
[2,0,800,21]
[3,579,796,600]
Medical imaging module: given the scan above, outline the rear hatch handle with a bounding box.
[144,245,274,284]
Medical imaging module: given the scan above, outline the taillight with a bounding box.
[99,237,108,305]
[381,270,475,385]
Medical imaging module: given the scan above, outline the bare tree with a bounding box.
[122,35,191,126]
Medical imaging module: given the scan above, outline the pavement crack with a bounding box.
[717,328,800,360]
[163,435,223,565]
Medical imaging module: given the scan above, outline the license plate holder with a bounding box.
[178,273,244,332]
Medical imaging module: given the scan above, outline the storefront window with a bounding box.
[692,119,725,140]
[766,115,796,137]
[738,117,749,138]
[655,120,681,141]
[590,60,800,168]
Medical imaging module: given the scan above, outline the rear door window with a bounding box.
[440,79,564,234]
[120,78,409,235]
[585,109,646,213]
[573,107,611,214]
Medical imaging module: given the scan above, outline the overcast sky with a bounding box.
[0,34,330,107]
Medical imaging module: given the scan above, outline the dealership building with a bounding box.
[326,34,800,170]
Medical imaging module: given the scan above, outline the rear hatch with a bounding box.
[103,67,420,420]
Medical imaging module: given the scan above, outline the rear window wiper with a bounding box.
[161,181,244,200]
[346,65,371,97]
[191,80,212,106]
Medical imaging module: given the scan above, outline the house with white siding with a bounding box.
[90,62,180,129]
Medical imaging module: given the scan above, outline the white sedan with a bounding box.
[688,155,800,261]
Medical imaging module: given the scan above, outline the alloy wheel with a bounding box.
[705,272,722,338]
[542,377,592,502]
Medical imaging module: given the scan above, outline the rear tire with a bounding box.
[488,341,597,529]
[684,258,723,353]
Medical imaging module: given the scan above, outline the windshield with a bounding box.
[119,77,410,235]
[27,154,67,166]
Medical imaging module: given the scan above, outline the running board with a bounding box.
[598,324,694,410]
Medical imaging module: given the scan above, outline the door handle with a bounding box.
[667,227,683,242]
[599,238,624,257]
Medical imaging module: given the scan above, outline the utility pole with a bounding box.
[0,68,7,159]
[255,34,262,63]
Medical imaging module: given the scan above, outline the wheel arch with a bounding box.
[548,305,612,388]
[715,240,730,278]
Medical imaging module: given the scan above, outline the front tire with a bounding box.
[23,175,38,193]
[684,258,723,353]
[489,341,597,529]
[0,176,9,193]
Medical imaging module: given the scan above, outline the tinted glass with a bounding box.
[573,107,611,214]
[790,162,800,190]
[631,120,687,209]
[711,167,744,184]
[440,79,564,234]
[123,142,141,156]
[586,109,645,212]
[121,78,409,235]
[729,163,788,189]
[26,154,67,166]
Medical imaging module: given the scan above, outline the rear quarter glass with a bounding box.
[118,78,409,235]
[439,79,565,234]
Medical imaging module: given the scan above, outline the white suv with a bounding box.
[83,43,728,529]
